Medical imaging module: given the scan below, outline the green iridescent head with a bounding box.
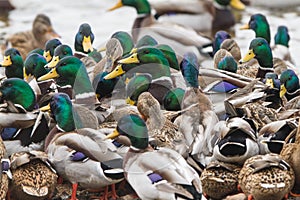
[280,69,300,100]
[0,78,36,111]
[274,26,290,47]
[217,55,237,73]
[0,48,24,79]
[180,52,199,88]
[111,31,134,56]
[163,88,185,111]
[43,38,62,62]
[213,31,231,55]
[24,53,49,80]
[109,0,151,14]
[135,35,158,48]
[75,23,95,54]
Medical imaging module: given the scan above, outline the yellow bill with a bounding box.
[105,129,120,140]
[108,0,123,11]
[43,50,52,62]
[104,64,125,79]
[280,84,287,98]
[46,56,60,69]
[39,103,51,112]
[241,49,255,63]
[240,23,250,30]
[265,78,274,88]
[83,36,93,53]
[125,97,136,105]
[0,56,12,67]
[38,68,59,81]
[130,48,137,54]
[118,53,139,64]
[230,0,245,10]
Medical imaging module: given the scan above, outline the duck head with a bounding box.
[274,25,290,47]
[280,69,300,100]
[108,0,151,14]
[45,44,73,69]
[24,53,49,81]
[43,38,62,63]
[74,23,94,54]
[0,48,24,79]
[180,52,199,88]
[163,88,185,111]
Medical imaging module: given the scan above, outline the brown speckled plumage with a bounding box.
[201,160,241,199]
[10,151,57,200]
[0,137,9,200]
[238,153,294,200]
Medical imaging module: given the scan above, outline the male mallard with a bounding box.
[280,119,300,196]
[9,150,57,200]
[162,87,185,111]
[1,14,60,60]
[44,44,73,69]
[238,153,295,200]
[108,0,212,63]
[0,78,50,156]
[0,48,24,79]
[150,0,245,33]
[212,117,259,166]
[280,69,300,101]
[74,23,102,63]
[174,52,219,166]
[43,38,62,63]
[258,119,297,154]
[201,160,241,199]
[106,114,203,200]
[104,46,173,104]
[0,135,10,200]
[137,92,188,156]
[44,93,124,200]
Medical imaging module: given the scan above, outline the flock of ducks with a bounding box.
[0,0,300,200]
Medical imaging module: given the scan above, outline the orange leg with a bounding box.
[110,184,118,200]
[99,186,109,200]
[69,183,78,200]
[248,195,253,200]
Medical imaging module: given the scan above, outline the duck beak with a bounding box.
[240,23,250,30]
[43,50,52,62]
[23,68,33,82]
[104,64,125,80]
[230,0,245,10]
[118,53,139,64]
[108,0,123,11]
[130,48,137,54]
[265,78,274,88]
[0,56,12,67]
[39,103,51,112]
[45,56,60,69]
[38,68,59,81]
[83,36,93,53]
[98,46,106,52]
[240,49,255,63]
[280,84,287,98]
[125,97,136,105]
[105,129,120,140]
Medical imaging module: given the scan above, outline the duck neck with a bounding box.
[5,61,24,79]
[256,48,273,69]
[55,104,76,132]
[133,0,151,15]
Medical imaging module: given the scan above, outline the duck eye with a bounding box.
[258,42,262,46]
[144,50,149,54]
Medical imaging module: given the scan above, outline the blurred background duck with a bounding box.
[106,114,203,200]
[9,150,57,200]
[108,0,212,63]
[0,78,50,156]
[238,153,295,200]
[150,0,246,33]
[43,93,124,200]
[1,14,60,60]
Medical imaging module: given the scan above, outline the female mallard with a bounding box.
[212,117,259,166]
[0,78,50,156]
[0,48,24,79]
[1,14,60,60]
[280,119,300,197]
[137,92,188,156]
[201,160,241,199]
[43,38,62,63]
[0,135,10,200]
[151,0,245,33]
[9,150,57,200]
[238,153,295,200]
[44,93,124,200]
[106,114,203,200]
[108,0,212,63]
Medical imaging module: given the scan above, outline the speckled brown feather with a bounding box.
[10,151,57,200]
[201,160,241,199]
[0,137,8,200]
[238,153,294,200]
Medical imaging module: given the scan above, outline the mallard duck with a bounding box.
[137,92,188,156]
[280,69,300,101]
[44,93,124,200]
[150,0,245,33]
[23,53,55,102]
[0,48,24,79]
[108,0,212,63]
[44,44,73,69]
[106,114,203,200]
[74,23,102,63]
[212,117,259,165]
[258,119,297,154]
[173,52,219,166]
[9,150,57,200]
[0,135,10,200]
[104,46,173,104]
[43,38,62,63]
[162,87,185,111]
[1,14,60,60]
[214,49,238,72]
[200,160,241,199]
[238,153,295,200]
[0,78,50,156]
[280,119,300,196]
